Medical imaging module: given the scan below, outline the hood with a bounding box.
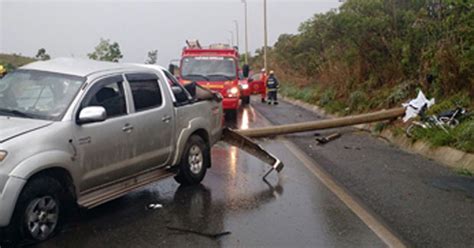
[0,117,53,143]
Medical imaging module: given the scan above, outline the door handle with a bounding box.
[122,124,134,132]
[162,115,172,123]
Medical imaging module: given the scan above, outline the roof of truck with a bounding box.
[182,48,239,58]
[20,58,141,77]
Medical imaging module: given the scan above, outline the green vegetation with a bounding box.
[250,0,473,152]
[456,168,474,177]
[88,38,123,62]
[0,53,36,71]
[35,48,51,61]
[146,50,158,64]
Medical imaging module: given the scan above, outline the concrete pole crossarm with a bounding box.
[236,107,406,138]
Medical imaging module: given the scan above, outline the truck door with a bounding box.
[250,72,264,95]
[124,72,174,171]
[74,75,136,191]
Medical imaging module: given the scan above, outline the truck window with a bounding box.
[126,73,163,111]
[251,73,262,81]
[82,76,127,118]
[181,57,237,81]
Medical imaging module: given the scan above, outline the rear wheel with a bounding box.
[4,176,66,246]
[406,124,420,138]
[175,135,210,185]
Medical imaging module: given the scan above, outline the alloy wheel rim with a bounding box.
[188,145,204,175]
[25,196,59,240]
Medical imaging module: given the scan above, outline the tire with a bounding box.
[174,135,210,185]
[4,176,66,246]
[406,124,416,138]
[439,117,459,128]
[242,96,250,105]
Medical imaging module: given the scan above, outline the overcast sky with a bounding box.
[0,0,341,65]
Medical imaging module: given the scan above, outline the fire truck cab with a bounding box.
[178,40,246,119]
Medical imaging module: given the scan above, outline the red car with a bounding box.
[248,70,266,102]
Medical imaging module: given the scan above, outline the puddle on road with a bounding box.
[432,176,474,198]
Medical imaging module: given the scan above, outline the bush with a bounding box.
[348,90,368,113]
[319,88,336,107]
[453,119,474,153]
[386,81,418,107]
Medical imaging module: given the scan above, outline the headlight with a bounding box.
[227,87,240,98]
[230,87,239,94]
[242,84,249,90]
[0,151,7,162]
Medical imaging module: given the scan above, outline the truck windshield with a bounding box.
[181,57,237,82]
[0,70,84,120]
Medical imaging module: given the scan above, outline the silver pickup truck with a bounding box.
[0,58,223,244]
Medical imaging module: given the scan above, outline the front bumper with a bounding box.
[241,87,251,97]
[0,176,26,226]
[222,98,240,110]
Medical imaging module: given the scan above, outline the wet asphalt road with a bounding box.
[35,101,388,247]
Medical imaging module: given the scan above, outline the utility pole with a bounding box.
[233,20,240,49]
[241,0,249,64]
[263,0,268,72]
[228,31,235,46]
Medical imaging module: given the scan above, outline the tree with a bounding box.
[35,48,51,61]
[88,38,123,62]
[146,50,158,64]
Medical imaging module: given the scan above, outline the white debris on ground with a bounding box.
[402,91,435,122]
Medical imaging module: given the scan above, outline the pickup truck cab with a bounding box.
[0,58,223,244]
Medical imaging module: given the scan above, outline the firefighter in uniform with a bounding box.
[266,70,279,105]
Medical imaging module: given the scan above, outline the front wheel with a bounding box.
[4,176,66,246]
[406,124,418,138]
[174,135,210,185]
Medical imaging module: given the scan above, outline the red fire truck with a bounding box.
[177,40,248,119]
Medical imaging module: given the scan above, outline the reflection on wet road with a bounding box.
[37,105,386,248]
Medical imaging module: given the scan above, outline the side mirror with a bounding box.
[172,85,183,95]
[242,64,250,78]
[171,85,191,103]
[78,106,107,124]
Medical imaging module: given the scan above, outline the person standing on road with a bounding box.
[266,70,279,105]
[260,68,267,103]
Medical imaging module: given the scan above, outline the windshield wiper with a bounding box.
[183,74,210,81]
[0,108,33,118]
[207,74,235,81]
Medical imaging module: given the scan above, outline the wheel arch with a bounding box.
[172,117,212,166]
[9,150,79,201]
[26,167,76,201]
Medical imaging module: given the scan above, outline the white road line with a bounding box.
[252,106,408,248]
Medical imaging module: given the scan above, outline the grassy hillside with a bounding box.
[250,0,474,152]
[0,53,36,71]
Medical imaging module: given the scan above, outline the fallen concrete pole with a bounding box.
[221,128,284,180]
[236,107,406,138]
